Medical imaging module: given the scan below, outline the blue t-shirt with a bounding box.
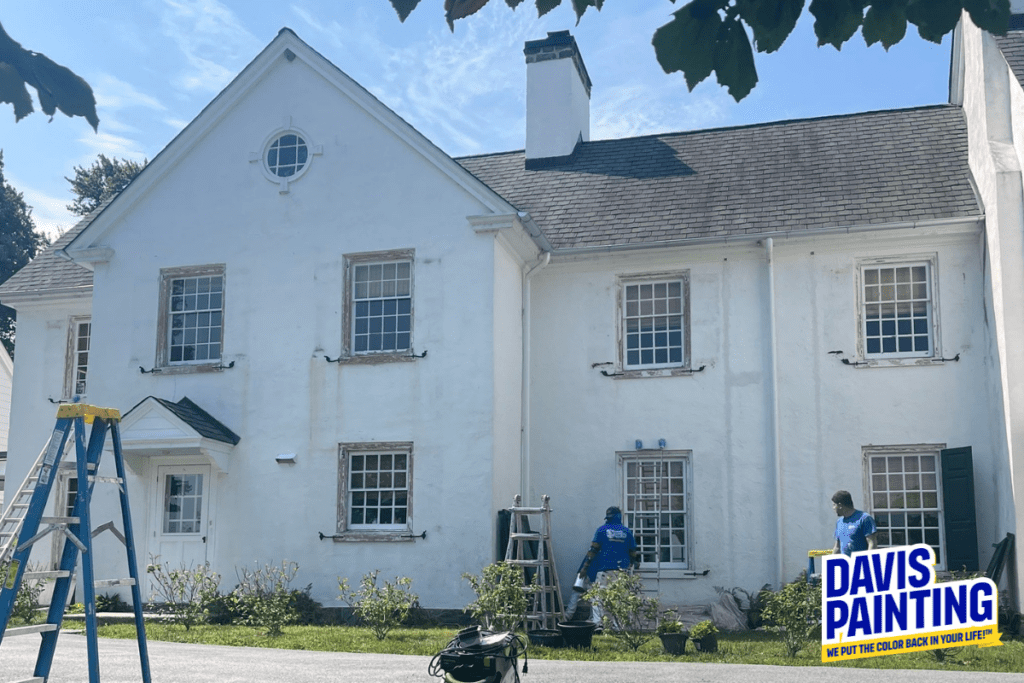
[835,510,877,555]
[583,520,638,580]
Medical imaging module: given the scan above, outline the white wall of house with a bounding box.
[955,14,1024,609]
[6,45,526,609]
[529,225,997,605]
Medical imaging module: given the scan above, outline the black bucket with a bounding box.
[557,621,596,649]
[527,629,564,648]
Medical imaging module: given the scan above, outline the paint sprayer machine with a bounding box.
[428,625,528,683]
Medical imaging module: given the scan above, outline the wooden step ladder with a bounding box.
[0,404,151,683]
[504,494,565,631]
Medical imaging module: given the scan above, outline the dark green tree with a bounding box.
[0,151,48,357]
[0,20,98,130]
[389,0,1012,101]
[66,154,146,217]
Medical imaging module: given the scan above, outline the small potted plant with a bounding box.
[656,610,689,655]
[689,619,719,653]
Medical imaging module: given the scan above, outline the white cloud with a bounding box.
[160,0,262,94]
[592,84,731,141]
[75,132,150,163]
[94,74,167,113]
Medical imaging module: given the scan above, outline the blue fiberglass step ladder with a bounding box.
[0,404,151,683]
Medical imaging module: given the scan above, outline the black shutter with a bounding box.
[941,447,979,572]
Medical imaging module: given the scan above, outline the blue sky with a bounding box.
[1,0,951,237]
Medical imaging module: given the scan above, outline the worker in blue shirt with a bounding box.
[564,506,640,625]
[832,490,878,556]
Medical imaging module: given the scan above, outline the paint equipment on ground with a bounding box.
[428,625,528,683]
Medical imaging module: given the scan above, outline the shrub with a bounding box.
[689,618,719,640]
[290,584,326,626]
[462,561,532,632]
[0,560,45,625]
[231,560,300,637]
[146,556,221,631]
[96,592,130,613]
[204,591,243,625]
[656,610,686,635]
[760,576,821,657]
[583,570,659,652]
[338,570,418,640]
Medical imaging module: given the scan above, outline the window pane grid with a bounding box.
[624,281,683,368]
[863,265,931,357]
[74,321,90,395]
[869,452,942,565]
[623,457,687,566]
[349,452,409,528]
[352,261,412,354]
[266,134,308,178]
[163,473,203,534]
[169,275,223,363]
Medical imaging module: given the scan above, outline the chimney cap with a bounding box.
[523,31,592,95]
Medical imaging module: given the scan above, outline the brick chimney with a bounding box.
[524,31,591,169]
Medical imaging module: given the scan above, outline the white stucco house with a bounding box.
[3,10,1024,616]
[0,342,12,508]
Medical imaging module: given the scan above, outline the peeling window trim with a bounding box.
[337,441,414,541]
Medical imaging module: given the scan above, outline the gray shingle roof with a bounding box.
[994,19,1024,89]
[0,200,110,298]
[126,395,240,445]
[458,105,980,250]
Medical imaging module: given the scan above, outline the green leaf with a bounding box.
[735,0,805,53]
[809,0,866,49]
[963,0,1011,36]
[445,0,492,30]
[0,63,33,122]
[25,52,99,131]
[905,0,962,43]
[714,17,759,100]
[536,0,562,17]
[505,0,526,7]
[388,0,422,21]
[862,0,908,49]
[571,0,604,22]
[653,1,725,90]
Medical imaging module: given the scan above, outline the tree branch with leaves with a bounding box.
[388,0,1012,101]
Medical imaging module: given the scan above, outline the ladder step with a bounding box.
[4,623,59,637]
[95,578,136,588]
[506,560,544,567]
[24,570,72,580]
[88,476,124,485]
[40,516,80,525]
[11,678,45,683]
[510,533,542,540]
[510,507,549,514]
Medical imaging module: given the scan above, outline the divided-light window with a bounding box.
[349,257,413,355]
[621,274,688,370]
[862,263,933,358]
[338,442,413,538]
[158,265,225,368]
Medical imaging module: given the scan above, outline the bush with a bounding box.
[656,610,686,635]
[290,584,326,626]
[583,570,659,652]
[231,560,300,637]
[462,561,532,632]
[203,592,242,625]
[689,618,719,640]
[338,570,418,640]
[96,592,131,613]
[760,576,821,657]
[0,560,45,625]
[146,556,221,630]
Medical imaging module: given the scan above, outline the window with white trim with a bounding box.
[866,446,945,568]
[338,442,413,537]
[860,261,934,358]
[343,251,414,359]
[620,451,690,569]
[157,265,225,368]
[620,273,689,371]
[65,317,90,397]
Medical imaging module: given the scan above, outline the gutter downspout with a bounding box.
[765,238,784,586]
[521,251,551,507]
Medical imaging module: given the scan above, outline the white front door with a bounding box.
[153,465,210,568]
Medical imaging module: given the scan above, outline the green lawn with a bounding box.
[94,623,1024,673]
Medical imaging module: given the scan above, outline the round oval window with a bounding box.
[266,133,308,177]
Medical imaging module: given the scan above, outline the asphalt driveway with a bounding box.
[1,633,1021,682]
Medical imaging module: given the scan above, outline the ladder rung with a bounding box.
[88,476,124,485]
[11,678,45,683]
[24,570,72,580]
[41,516,80,525]
[510,507,548,514]
[506,560,544,567]
[4,623,59,637]
[95,578,136,588]
[510,533,542,540]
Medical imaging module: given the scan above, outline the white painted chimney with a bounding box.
[524,31,591,168]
